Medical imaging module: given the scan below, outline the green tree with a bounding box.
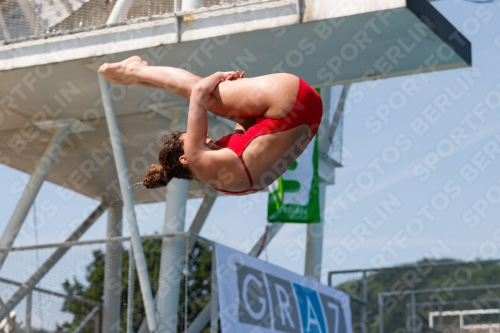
[56,238,213,333]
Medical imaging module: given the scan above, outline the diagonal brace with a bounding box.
[0,202,108,321]
[0,123,70,270]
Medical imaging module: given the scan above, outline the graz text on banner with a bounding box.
[215,244,352,333]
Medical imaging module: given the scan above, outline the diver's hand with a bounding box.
[195,71,245,95]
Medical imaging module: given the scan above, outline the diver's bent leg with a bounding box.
[137,68,274,120]
[135,66,201,100]
[99,56,202,99]
[100,57,295,120]
[206,73,299,120]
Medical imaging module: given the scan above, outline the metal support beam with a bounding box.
[0,11,11,41]
[210,250,218,333]
[16,0,42,35]
[186,306,211,333]
[74,307,100,333]
[126,248,135,333]
[0,202,108,321]
[25,291,32,333]
[98,73,157,332]
[60,0,73,17]
[439,305,443,332]
[327,85,350,151]
[189,188,217,234]
[94,311,100,333]
[248,223,284,257]
[157,178,189,333]
[411,292,417,333]
[0,123,70,270]
[0,276,102,307]
[106,0,134,25]
[156,106,189,333]
[361,271,368,333]
[102,200,123,333]
[317,86,332,155]
[181,0,202,11]
[304,181,326,281]
[378,294,384,333]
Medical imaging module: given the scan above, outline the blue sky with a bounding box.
[0,0,499,290]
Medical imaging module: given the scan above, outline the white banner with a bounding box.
[215,244,352,333]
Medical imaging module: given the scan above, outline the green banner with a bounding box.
[267,135,320,223]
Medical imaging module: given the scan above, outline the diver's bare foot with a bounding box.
[98,56,149,85]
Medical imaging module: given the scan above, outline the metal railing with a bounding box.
[0,0,265,44]
[0,233,215,333]
[327,259,500,333]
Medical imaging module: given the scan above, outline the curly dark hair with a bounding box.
[142,131,194,188]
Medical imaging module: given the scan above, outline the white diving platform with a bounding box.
[0,0,471,205]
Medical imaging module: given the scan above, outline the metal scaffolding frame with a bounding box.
[1,232,215,333]
[157,177,189,332]
[0,123,70,270]
[157,103,189,332]
[428,308,500,331]
[0,275,102,332]
[188,188,218,235]
[378,284,500,333]
[327,259,500,333]
[304,181,326,281]
[0,201,109,321]
[98,73,158,331]
[0,0,473,331]
[102,200,124,333]
[106,0,135,25]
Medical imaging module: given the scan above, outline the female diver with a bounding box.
[99,56,323,195]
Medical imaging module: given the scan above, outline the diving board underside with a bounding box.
[0,0,471,203]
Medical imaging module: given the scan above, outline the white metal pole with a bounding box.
[137,185,213,333]
[210,250,218,333]
[317,86,332,155]
[189,189,217,234]
[378,294,384,333]
[26,291,32,333]
[106,0,135,25]
[74,307,100,333]
[126,248,135,333]
[0,124,70,270]
[0,11,11,41]
[411,292,417,333]
[181,0,202,11]
[185,306,210,333]
[439,305,443,332]
[304,181,326,281]
[323,85,350,154]
[102,200,123,333]
[156,178,189,333]
[0,202,108,321]
[362,271,368,333]
[94,311,100,333]
[98,74,158,332]
[248,223,284,257]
